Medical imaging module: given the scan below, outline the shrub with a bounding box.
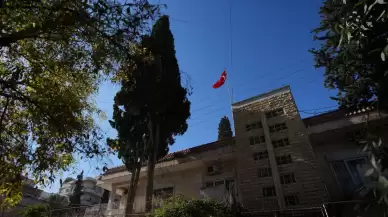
[20,204,49,217]
[150,197,247,217]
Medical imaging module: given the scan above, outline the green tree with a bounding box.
[310,0,388,110]
[115,15,191,212]
[0,0,160,209]
[311,0,388,213]
[107,102,149,215]
[218,116,233,140]
[70,171,83,207]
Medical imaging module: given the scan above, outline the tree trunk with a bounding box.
[145,123,160,212]
[125,160,142,215]
[124,165,137,215]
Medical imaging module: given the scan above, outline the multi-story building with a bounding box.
[232,86,328,210]
[59,177,105,206]
[96,86,387,215]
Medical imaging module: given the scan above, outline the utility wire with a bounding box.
[188,73,323,121]
[189,59,308,105]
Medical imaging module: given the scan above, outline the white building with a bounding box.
[59,177,104,206]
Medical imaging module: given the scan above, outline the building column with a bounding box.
[261,114,286,210]
[119,192,127,209]
[107,184,117,210]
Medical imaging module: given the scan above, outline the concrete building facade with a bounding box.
[232,86,328,210]
[96,86,386,215]
[59,177,105,206]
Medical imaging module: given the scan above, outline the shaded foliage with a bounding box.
[150,197,248,217]
[310,0,388,110]
[114,15,191,212]
[218,116,233,140]
[0,0,161,209]
[20,204,49,217]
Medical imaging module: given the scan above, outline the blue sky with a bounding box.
[44,0,338,192]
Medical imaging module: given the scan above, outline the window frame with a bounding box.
[245,121,262,132]
[280,173,296,184]
[284,195,299,206]
[269,123,288,133]
[254,151,269,160]
[276,155,292,165]
[258,168,272,177]
[330,157,367,196]
[214,180,225,186]
[272,138,290,148]
[262,186,276,197]
[153,187,174,199]
[249,135,265,146]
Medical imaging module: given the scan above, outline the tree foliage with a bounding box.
[310,0,388,110]
[311,0,388,213]
[70,171,83,206]
[0,0,160,209]
[150,197,247,217]
[114,15,191,212]
[107,84,149,215]
[20,204,49,217]
[218,116,233,140]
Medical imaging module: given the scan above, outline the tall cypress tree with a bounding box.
[218,116,233,140]
[112,15,191,213]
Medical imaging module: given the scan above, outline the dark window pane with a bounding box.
[249,137,254,145]
[205,181,214,188]
[285,195,299,206]
[214,180,224,186]
[263,186,276,197]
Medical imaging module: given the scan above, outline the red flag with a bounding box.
[212,69,227,89]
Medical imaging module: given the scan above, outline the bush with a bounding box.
[150,197,247,217]
[20,204,49,217]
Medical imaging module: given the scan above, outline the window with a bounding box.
[254,151,268,160]
[276,155,292,165]
[280,173,296,184]
[285,195,299,206]
[258,168,272,177]
[214,180,225,186]
[246,121,262,132]
[269,123,287,133]
[263,186,276,197]
[331,158,366,196]
[207,166,214,173]
[205,181,214,188]
[266,108,284,118]
[225,179,235,189]
[272,138,290,148]
[87,197,92,201]
[153,187,174,199]
[249,135,265,145]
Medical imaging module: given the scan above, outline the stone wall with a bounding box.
[232,86,328,211]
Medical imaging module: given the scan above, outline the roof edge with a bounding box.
[232,86,290,109]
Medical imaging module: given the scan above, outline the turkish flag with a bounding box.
[212,69,227,89]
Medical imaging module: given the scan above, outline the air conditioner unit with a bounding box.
[207,165,220,175]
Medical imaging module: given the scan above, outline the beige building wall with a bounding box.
[110,145,236,213]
